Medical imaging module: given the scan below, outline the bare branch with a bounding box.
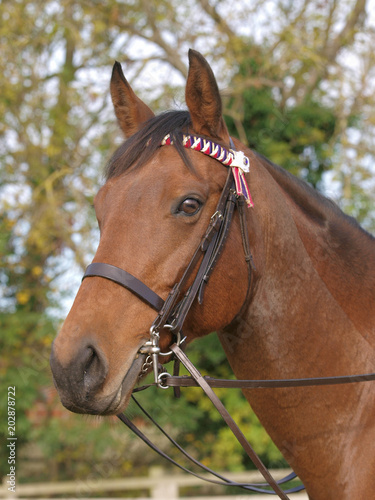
[116,1,188,78]
[292,0,367,103]
[197,0,237,41]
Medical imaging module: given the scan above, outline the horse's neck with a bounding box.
[224,150,375,378]
[218,154,375,495]
[273,164,374,336]
[251,152,375,344]
[221,155,374,369]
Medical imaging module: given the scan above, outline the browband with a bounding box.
[162,133,253,207]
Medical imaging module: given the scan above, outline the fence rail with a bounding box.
[1,467,307,499]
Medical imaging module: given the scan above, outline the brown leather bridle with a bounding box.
[82,136,375,499]
[83,136,255,385]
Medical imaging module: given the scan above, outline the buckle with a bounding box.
[201,210,223,251]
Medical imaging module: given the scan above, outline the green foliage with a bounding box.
[0,0,113,479]
[225,57,337,188]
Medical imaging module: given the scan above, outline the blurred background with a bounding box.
[1,0,374,497]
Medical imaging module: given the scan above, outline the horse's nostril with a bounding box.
[82,345,108,393]
[50,338,112,413]
[83,346,96,372]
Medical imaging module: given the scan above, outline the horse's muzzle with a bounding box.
[50,340,144,415]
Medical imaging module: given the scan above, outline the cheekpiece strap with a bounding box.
[161,134,254,207]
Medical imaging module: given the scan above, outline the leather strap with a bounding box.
[150,168,239,334]
[81,141,253,338]
[170,344,291,499]
[197,189,237,303]
[160,371,375,389]
[118,397,303,495]
[82,263,164,311]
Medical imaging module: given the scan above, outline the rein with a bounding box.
[82,134,375,499]
[125,344,375,499]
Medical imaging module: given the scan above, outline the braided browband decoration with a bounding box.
[161,133,254,207]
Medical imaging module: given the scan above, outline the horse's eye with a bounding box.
[177,198,202,216]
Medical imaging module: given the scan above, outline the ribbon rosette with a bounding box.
[229,150,254,208]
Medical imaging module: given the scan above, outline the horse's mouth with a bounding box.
[104,353,147,416]
[57,354,146,416]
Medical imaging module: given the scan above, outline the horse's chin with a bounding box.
[105,354,147,416]
[58,354,146,416]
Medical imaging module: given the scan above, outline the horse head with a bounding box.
[50,50,252,415]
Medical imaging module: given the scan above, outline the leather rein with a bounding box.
[82,134,375,499]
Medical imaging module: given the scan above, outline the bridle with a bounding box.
[83,134,255,386]
[82,134,375,499]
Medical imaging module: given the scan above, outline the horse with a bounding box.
[50,49,375,499]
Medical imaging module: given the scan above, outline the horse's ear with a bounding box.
[110,61,155,137]
[185,49,229,142]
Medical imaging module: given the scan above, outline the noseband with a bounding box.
[82,134,255,384]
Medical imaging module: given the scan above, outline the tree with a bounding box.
[224,57,338,187]
[0,0,118,474]
[1,0,374,481]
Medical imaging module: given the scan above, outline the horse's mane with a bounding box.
[256,152,374,242]
[106,111,193,179]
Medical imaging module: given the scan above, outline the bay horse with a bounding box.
[50,50,375,499]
